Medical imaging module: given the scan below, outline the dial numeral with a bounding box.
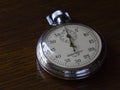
[89,39,95,44]
[75,59,81,63]
[51,48,56,51]
[88,47,96,52]
[64,59,71,65]
[55,55,61,59]
[83,54,90,59]
[83,33,89,36]
[64,59,71,62]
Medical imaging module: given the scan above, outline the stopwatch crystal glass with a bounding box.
[39,24,102,69]
[36,10,106,80]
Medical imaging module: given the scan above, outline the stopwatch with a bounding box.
[36,10,106,80]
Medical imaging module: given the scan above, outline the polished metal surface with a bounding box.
[46,10,71,26]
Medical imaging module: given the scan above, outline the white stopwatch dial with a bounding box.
[42,24,102,68]
[36,10,106,80]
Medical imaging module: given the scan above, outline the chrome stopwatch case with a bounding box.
[36,10,106,80]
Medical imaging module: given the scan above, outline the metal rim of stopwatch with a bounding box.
[36,10,107,80]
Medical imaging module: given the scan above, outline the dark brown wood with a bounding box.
[0,0,120,90]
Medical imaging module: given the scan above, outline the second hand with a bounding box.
[65,27,77,52]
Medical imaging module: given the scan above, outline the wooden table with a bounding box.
[0,0,120,90]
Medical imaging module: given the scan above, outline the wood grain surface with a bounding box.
[0,0,120,90]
